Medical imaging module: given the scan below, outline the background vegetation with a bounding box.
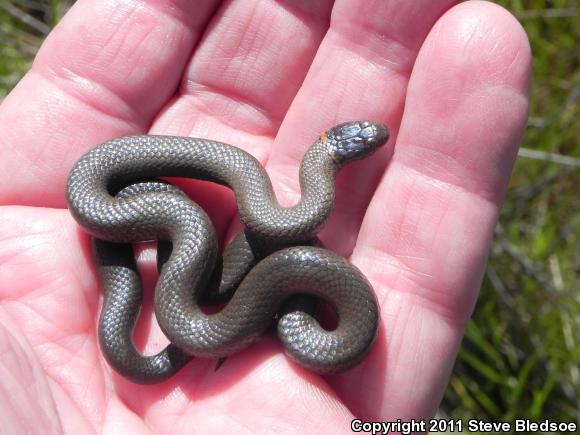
[1,0,578,428]
[444,1,579,424]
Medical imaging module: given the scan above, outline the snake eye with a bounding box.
[326,121,389,164]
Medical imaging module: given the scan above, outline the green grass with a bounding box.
[444,0,580,423]
[1,0,579,425]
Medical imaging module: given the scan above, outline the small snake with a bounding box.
[67,121,389,383]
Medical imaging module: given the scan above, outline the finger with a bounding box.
[148,0,333,239]
[0,0,221,207]
[333,1,531,419]
[265,0,459,255]
[153,0,333,152]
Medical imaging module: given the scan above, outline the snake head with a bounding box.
[325,121,389,164]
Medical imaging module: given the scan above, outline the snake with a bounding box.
[66,120,388,383]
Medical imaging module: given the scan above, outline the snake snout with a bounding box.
[327,121,389,164]
[363,121,389,148]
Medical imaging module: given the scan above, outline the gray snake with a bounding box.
[66,121,388,383]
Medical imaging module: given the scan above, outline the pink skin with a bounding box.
[0,0,530,433]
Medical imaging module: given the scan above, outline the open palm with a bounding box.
[0,0,530,433]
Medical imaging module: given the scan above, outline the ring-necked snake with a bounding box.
[66,121,389,383]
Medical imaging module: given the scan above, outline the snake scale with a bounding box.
[66,121,388,383]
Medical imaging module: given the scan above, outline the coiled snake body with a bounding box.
[67,121,388,383]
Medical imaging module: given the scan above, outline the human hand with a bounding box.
[0,0,530,433]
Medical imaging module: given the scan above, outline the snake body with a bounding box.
[67,121,388,383]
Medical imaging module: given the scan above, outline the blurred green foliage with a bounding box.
[0,0,578,425]
[445,0,580,423]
